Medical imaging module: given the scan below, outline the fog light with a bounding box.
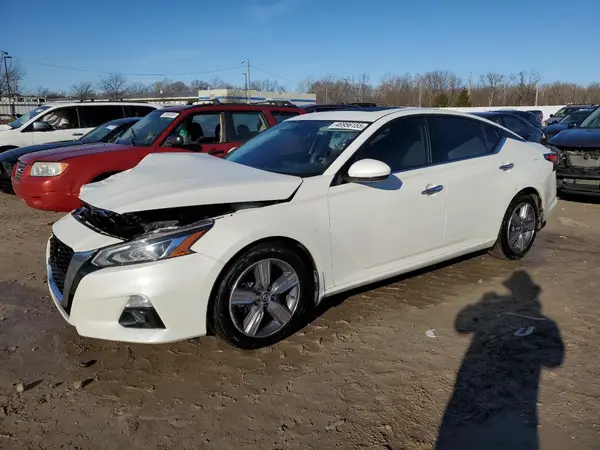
[118,295,165,329]
[126,294,152,308]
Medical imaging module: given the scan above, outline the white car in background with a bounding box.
[46,108,557,349]
[0,102,157,152]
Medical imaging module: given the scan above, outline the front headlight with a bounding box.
[91,219,214,268]
[30,162,69,177]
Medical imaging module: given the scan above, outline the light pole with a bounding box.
[1,51,15,117]
[243,73,248,103]
[241,60,251,103]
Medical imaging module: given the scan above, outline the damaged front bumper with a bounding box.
[47,212,225,344]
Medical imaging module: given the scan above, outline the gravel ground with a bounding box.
[1,193,599,450]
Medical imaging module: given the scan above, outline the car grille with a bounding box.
[555,147,600,168]
[14,161,25,181]
[49,235,74,294]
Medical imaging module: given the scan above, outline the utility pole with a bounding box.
[467,72,472,97]
[1,51,15,117]
[535,82,539,106]
[241,60,251,103]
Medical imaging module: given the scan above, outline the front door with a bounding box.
[327,115,447,287]
[33,106,82,144]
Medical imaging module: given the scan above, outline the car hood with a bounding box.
[0,140,83,163]
[79,152,303,214]
[19,143,133,164]
[543,123,569,136]
[548,128,600,147]
[0,124,12,131]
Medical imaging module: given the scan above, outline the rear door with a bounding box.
[221,110,270,156]
[428,114,518,249]
[77,105,126,137]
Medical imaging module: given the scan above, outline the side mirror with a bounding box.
[345,159,391,183]
[549,114,554,117]
[32,121,53,131]
[568,123,576,129]
[164,133,184,147]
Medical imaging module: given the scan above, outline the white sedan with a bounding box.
[46,108,558,349]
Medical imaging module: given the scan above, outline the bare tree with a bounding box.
[478,72,505,106]
[98,73,128,100]
[0,60,25,97]
[250,78,287,93]
[190,79,211,91]
[128,82,150,97]
[71,81,95,101]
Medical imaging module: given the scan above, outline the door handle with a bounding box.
[208,149,225,156]
[72,132,84,136]
[500,163,514,171]
[422,184,444,195]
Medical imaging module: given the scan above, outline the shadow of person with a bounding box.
[435,270,565,450]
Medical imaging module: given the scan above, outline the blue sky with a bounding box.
[4,0,600,92]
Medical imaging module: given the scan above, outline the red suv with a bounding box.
[12,103,303,212]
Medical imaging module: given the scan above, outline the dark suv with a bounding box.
[548,106,600,197]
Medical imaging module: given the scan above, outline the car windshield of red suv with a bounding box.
[115,110,179,146]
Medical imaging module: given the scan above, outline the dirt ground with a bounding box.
[1,193,600,450]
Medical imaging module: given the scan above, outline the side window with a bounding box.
[272,111,300,123]
[481,123,502,152]
[428,115,488,163]
[353,116,429,172]
[166,112,222,148]
[124,105,155,117]
[40,107,80,130]
[502,115,526,134]
[78,105,125,128]
[226,111,269,142]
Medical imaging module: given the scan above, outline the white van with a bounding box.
[0,102,158,151]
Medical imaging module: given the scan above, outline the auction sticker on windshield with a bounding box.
[160,112,179,119]
[329,121,368,131]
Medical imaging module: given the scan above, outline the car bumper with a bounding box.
[556,168,600,196]
[12,176,81,211]
[46,233,225,344]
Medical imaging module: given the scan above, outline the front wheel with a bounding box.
[211,242,313,349]
[489,194,539,260]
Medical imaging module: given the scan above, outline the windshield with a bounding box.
[80,121,126,144]
[558,111,591,125]
[115,110,179,146]
[7,105,51,129]
[579,108,600,129]
[225,119,369,177]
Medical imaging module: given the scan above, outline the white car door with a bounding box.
[427,114,519,249]
[32,106,82,144]
[328,115,447,288]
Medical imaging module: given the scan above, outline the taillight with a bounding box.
[544,152,557,170]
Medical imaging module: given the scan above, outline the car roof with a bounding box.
[44,101,158,108]
[290,107,488,123]
[158,103,302,113]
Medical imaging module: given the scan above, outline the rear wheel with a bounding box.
[211,242,313,349]
[489,194,539,260]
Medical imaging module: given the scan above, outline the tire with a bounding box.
[489,193,539,260]
[211,242,313,349]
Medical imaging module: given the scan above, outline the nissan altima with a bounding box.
[46,108,558,349]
